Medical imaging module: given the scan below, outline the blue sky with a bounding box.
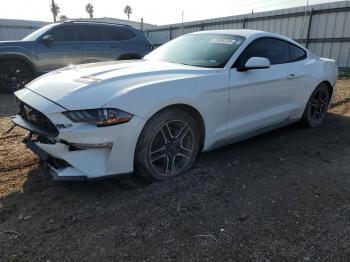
[0,0,344,25]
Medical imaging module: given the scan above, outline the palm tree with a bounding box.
[85,3,94,19]
[50,0,60,22]
[59,15,68,21]
[124,5,132,20]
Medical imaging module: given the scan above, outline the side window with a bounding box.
[235,38,290,67]
[80,25,102,41]
[80,25,136,41]
[116,28,136,40]
[289,44,307,62]
[49,26,78,42]
[100,26,136,41]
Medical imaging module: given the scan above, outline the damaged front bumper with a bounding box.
[19,130,115,181]
[11,88,146,181]
[12,113,145,181]
[24,137,88,181]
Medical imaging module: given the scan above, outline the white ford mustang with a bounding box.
[12,29,337,181]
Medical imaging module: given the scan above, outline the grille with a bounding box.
[19,102,58,136]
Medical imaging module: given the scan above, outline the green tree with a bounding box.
[85,3,94,19]
[124,5,132,20]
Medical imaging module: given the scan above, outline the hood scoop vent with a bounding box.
[74,75,102,84]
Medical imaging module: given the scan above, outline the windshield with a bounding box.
[22,23,56,41]
[145,33,245,68]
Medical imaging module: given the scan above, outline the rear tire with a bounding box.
[0,60,34,93]
[135,109,200,182]
[302,83,331,128]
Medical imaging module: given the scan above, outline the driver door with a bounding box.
[37,24,83,72]
[226,38,299,139]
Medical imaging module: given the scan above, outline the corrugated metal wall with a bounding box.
[0,19,48,41]
[145,1,350,70]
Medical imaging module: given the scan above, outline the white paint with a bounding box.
[15,30,337,179]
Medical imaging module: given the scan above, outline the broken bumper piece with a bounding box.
[25,138,89,181]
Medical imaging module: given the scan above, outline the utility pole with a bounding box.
[300,0,310,45]
[51,0,56,22]
[181,10,184,35]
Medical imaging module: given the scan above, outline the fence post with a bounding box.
[305,8,314,48]
[169,26,172,40]
[200,23,204,31]
[242,17,247,29]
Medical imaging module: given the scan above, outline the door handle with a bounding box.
[287,74,297,79]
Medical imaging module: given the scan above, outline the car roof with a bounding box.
[60,20,134,28]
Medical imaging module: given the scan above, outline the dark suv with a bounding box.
[0,21,153,92]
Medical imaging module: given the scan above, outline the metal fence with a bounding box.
[145,1,350,75]
[0,19,48,41]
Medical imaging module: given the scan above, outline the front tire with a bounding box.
[0,60,33,93]
[302,83,331,128]
[135,109,200,181]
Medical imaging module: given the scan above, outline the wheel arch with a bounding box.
[140,103,206,152]
[320,80,333,98]
[117,53,141,60]
[0,54,36,75]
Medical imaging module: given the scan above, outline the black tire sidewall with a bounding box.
[0,61,33,93]
[135,109,200,181]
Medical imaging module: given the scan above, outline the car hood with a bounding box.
[24,60,215,111]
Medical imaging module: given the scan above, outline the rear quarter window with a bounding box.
[289,44,307,62]
[100,26,136,41]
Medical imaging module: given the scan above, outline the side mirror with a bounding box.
[237,57,270,72]
[42,35,54,44]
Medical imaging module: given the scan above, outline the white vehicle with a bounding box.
[12,30,337,181]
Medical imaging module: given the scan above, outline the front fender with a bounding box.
[0,46,38,73]
[104,72,230,150]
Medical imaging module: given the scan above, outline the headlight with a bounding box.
[63,108,133,126]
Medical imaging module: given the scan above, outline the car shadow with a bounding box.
[2,111,349,196]
[0,92,17,117]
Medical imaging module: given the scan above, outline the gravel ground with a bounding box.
[0,80,349,261]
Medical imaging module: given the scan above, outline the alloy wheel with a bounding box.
[310,89,329,122]
[148,120,194,176]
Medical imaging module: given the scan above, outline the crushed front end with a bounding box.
[12,88,145,181]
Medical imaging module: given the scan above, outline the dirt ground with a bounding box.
[0,80,349,261]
